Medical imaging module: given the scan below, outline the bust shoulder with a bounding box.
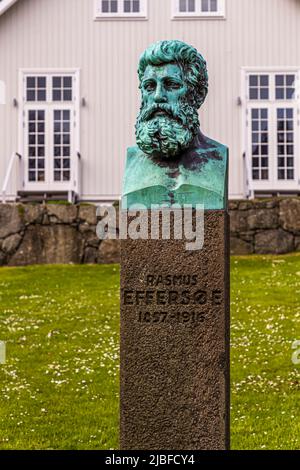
[122,136,228,210]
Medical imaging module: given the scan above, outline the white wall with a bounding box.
[0,0,300,200]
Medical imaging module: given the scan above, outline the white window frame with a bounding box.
[18,69,80,193]
[94,0,147,19]
[242,67,300,193]
[172,0,225,19]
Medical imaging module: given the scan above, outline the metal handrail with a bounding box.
[2,152,21,203]
[243,152,254,199]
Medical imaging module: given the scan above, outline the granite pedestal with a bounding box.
[120,210,230,450]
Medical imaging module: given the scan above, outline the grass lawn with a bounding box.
[0,255,299,450]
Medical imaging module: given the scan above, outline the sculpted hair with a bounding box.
[138,40,209,108]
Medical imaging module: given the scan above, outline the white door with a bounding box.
[245,71,300,192]
[21,72,78,192]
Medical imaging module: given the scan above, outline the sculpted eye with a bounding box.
[165,80,182,90]
[143,81,156,92]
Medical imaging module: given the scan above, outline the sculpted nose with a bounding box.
[154,84,167,103]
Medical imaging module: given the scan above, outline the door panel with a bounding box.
[22,73,77,192]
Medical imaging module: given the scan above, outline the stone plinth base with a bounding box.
[120,210,230,450]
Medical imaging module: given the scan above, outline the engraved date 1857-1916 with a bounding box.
[138,311,205,324]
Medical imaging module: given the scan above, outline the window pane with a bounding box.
[111,0,118,12]
[29,159,36,169]
[38,159,45,169]
[63,147,70,157]
[54,147,61,157]
[54,171,61,181]
[133,0,140,12]
[53,90,61,101]
[277,108,284,119]
[210,0,217,12]
[63,77,72,88]
[260,88,269,100]
[276,74,295,101]
[53,77,61,88]
[63,134,70,145]
[55,159,61,169]
[250,76,258,86]
[286,75,295,86]
[249,74,269,101]
[63,171,70,181]
[38,77,46,88]
[27,77,35,88]
[29,111,36,121]
[38,135,45,145]
[260,120,268,131]
[54,122,61,133]
[29,171,35,182]
[250,89,258,100]
[180,0,187,12]
[260,75,269,87]
[54,110,61,120]
[27,90,35,101]
[276,75,284,86]
[102,0,109,12]
[27,109,45,183]
[261,109,267,119]
[124,0,131,12]
[53,109,71,182]
[188,0,195,11]
[251,109,269,181]
[29,123,36,133]
[37,90,46,101]
[202,0,209,12]
[261,145,268,155]
[63,90,72,101]
[286,88,295,100]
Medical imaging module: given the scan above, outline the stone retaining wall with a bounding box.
[0,203,120,266]
[229,198,300,255]
[0,198,299,266]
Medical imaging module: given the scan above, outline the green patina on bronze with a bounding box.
[122,40,228,210]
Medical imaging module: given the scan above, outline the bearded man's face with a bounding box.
[136,63,200,159]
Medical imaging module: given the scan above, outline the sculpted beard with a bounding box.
[135,99,200,159]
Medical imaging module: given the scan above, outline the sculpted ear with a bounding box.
[198,87,208,107]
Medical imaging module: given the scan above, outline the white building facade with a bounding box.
[0,0,299,202]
